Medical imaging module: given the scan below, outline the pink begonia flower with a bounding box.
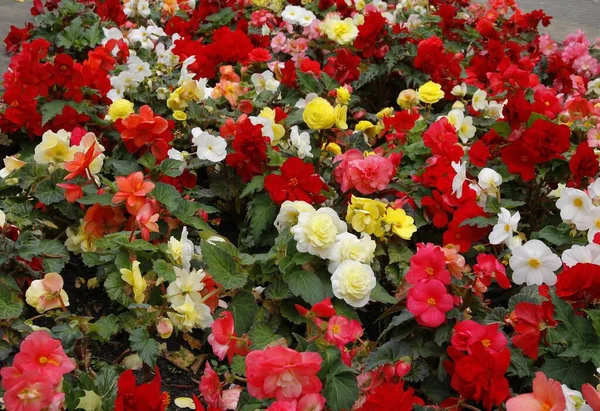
[199,362,221,409]
[407,279,453,328]
[451,320,507,354]
[245,346,322,401]
[506,372,566,411]
[271,32,288,54]
[538,34,558,56]
[11,331,75,385]
[325,315,363,348]
[267,399,297,411]
[346,155,395,195]
[266,394,325,411]
[333,149,363,192]
[24,272,69,313]
[582,383,600,410]
[221,385,243,410]
[587,124,600,148]
[3,373,56,411]
[405,243,451,285]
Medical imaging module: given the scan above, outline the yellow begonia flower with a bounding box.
[385,207,417,240]
[324,142,342,155]
[397,89,419,109]
[335,87,351,105]
[167,86,187,111]
[34,130,74,165]
[65,220,97,253]
[418,81,445,104]
[120,260,147,304]
[0,155,25,179]
[334,105,348,130]
[173,110,188,121]
[376,107,394,119]
[321,17,358,45]
[355,121,382,140]
[346,196,388,238]
[108,99,134,121]
[303,97,335,130]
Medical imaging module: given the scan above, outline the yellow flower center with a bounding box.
[427,297,437,306]
[529,259,541,268]
[573,198,583,207]
[504,224,510,232]
[38,356,48,364]
[331,325,341,335]
[481,339,491,348]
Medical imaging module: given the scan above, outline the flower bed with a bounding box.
[1,0,600,410]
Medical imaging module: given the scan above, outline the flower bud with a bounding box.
[395,359,412,377]
[157,317,173,339]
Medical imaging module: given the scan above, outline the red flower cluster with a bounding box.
[265,157,327,205]
[225,118,270,182]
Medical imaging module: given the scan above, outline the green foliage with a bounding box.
[228,290,259,335]
[284,269,326,305]
[201,241,248,289]
[367,340,412,370]
[129,328,161,367]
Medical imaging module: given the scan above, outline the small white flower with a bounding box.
[291,208,347,258]
[472,89,488,111]
[561,385,593,411]
[506,235,523,250]
[281,5,316,27]
[561,243,600,267]
[489,208,520,245]
[451,161,467,199]
[127,55,152,80]
[331,260,376,308]
[251,71,280,94]
[192,128,227,162]
[451,83,467,97]
[588,178,600,202]
[509,239,562,286]
[289,126,313,159]
[477,168,503,192]
[556,187,593,223]
[575,206,600,242]
[587,78,600,96]
[167,227,195,271]
[295,93,318,109]
[469,183,487,208]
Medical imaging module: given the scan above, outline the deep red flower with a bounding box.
[299,58,321,77]
[500,141,538,181]
[555,263,600,302]
[4,24,32,55]
[115,367,168,411]
[569,142,599,187]
[511,301,556,359]
[468,140,491,167]
[354,12,386,56]
[226,119,269,182]
[444,344,511,411]
[473,253,511,290]
[357,381,424,411]
[264,157,326,205]
[50,105,91,132]
[323,49,360,84]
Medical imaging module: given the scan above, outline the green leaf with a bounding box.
[77,193,114,206]
[52,324,83,347]
[508,348,531,378]
[388,243,413,265]
[552,293,600,366]
[129,328,160,367]
[535,224,579,247]
[228,290,258,335]
[459,216,495,228]
[107,159,142,176]
[370,283,397,304]
[283,269,324,305]
[540,358,597,387]
[77,390,102,411]
[90,315,119,341]
[297,71,323,95]
[153,259,175,282]
[248,322,282,350]
[323,362,359,411]
[231,355,246,376]
[40,99,85,126]
[265,281,293,300]
[151,182,182,213]
[585,309,600,336]
[380,310,414,339]
[508,285,542,311]
[35,179,64,205]
[205,7,235,24]
[0,283,23,320]
[240,175,264,198]
[19,239,69,273]
[321,73,339,91]
[404,358,430,383]
[366,340,412,370]
[492,121,511,137]
[159,159,184,177]
[201,242,248,290]
[247,194,277,240]
[104,271,131,306]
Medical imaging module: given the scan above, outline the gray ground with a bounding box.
[0,0,598,75]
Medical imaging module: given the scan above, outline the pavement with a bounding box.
[0,0,598,77]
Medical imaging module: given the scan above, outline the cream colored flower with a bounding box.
[25,273,70,313]
[65,220,97,253]
[34,130,74,165]
[331,260,376,307]
[168,294,213,332]
[291,207,347,258]
[0,155,25,179]
[274,200,316,232]
[120,260,147,304]
[327,233,376,273]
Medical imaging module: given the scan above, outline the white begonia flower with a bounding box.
[192,128,227,162]
[561,243,600,267]
[489,207,520,245]
[274,200,316,232]
[477,168,503,192]
[469,183,487,208]
[249,115,276,142]
[168,294,213,332]
[137,0,151,17]
[102,27,127,46]
[327,233,376,273]
[167,227,195,271]
[556,187,593,223]
[484,100,506,119]
[291,207,347,259]
[166,267,206,306]
[295,92,318,109]
[561,385,593,411]
[575,206,600,242]
[548,183,566,199]
[0,209,5,226]
[167,148,188,172]
[451,161,467,199]
[587,78,600,96]
[281,5,316,27]
[506,235,523,250]
[451,83,467,97]
[289,126,313,159]
[251,71,280,94]
[509,239,562,286]
[0,155,25,179]
[331,260,376,307]
[129,25,166,49]
[588,178,600,203]
[127,55,152,80]
[472,89,488,111]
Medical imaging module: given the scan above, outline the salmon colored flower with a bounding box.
[582,383,600,411]
[119,105,171,160]
[12,331,75,385]
[506,372,566,411]
[208,311,251,363]
[135,202,160,241]
[63,145,101,180]
[84,204,126,238]
[25,272,69,313]
[246,346,322,401]
[212,80,245,107]
[2,373,56,411]
[112,171,155,215]
[56,183,84,203]
[325,315,363,348]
